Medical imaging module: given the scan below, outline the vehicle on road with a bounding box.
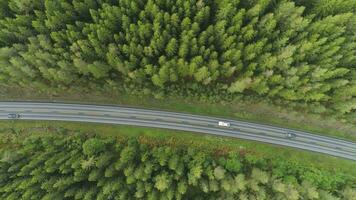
[1,102,355,160]
[286,132,297,139]
[218,121,230,127]
[8,113,20,119]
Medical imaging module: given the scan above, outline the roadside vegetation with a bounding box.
[2,120,355,176]
[0,121,355,199]
[1,85,355,141]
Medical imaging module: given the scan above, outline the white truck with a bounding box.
[218,121,230,127]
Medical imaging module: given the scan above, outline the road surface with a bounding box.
[0,102,355,160]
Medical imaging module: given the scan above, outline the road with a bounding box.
[0,102,355,160]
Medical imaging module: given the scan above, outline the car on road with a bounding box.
[8,113,20,119]
[218,121,230,127]
[286,132,297,139]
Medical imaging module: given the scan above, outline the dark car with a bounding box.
[286,132,297,139]
[8,113,20,119]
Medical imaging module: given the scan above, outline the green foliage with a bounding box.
[294,0,356,17]
[0,133,354,199]
[0,0,355,120]
[82,138,106,156]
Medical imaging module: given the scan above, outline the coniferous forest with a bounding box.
[0,1,355,199]
[0,132,355,200]
[0,0,355,120]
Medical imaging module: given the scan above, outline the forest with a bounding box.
[0,131,355,200]
[0,0,355,120]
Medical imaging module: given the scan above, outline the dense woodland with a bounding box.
[0,1,355,199]
[0,132,355,200]
[0,0,355,119]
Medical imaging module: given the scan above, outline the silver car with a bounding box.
[8,113,20,119]
[286,132,297,139]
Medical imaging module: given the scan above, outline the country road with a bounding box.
[0,102,355,160]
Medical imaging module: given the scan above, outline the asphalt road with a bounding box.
[0,102,355,160]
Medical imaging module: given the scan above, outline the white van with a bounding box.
[218,121,230,127]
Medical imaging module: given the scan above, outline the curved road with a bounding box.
[0,102,355,160]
